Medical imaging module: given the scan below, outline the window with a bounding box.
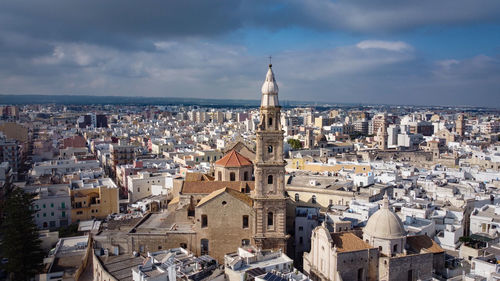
[43,213,46,217]
[393,244,398,253]
[43,204,46,208]
[218,171,222,181]
[180,243,187,249]
[51,212,54,216]
[201,215,208,228]
[358,268,364,281]
[267,212,274,226]
[268,175,273,184]
[243,215,249,228]
[62,211,66,217]
[243,171,249,181]
[50,203,54,208]
[298,226,303,231]
[312,195,317,204]
[299,237,303,244]
[230,172,236,181]
[295,193,299,202]
[242,239,250,246]
[201,239,209,255]
[269,117,273,126]
[61,202,65,209]
[268,145,273,153]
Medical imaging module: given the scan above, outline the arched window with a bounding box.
[312,195,317,204]
[268,175,273,184]
[268,145,273,153]
[218,171,222,181]
[230,172,235,181]
[393,244,398,253]
[267,212,274,226]
[244,171,248,181]
[295,193,300,202]
[269,117,273,126]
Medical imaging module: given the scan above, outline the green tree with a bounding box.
[0,187,44,280]
[287,139,303,150]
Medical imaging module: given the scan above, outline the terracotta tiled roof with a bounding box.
[215,150,252,167]
[406,235,444,254]
[185,172,214,182]
[181,181,254,195]
[197,187,253,207]
[330,232,373,253]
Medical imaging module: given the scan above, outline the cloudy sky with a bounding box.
[1,0,500,107]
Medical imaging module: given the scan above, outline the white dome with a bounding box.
[261,64,279,92]
[364,198,405,239]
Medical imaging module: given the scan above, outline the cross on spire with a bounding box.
[268,55,272,67]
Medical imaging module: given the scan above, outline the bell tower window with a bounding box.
[230,172,235,181]
[268,145,273,153]
[268,175,273,184]
[267,212,274,226]
[269,117,273,126]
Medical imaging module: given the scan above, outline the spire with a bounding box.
[382,191,389,209]
[260,64,279,107]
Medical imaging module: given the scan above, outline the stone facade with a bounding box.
[193,189,254,262]
[379,253,433,281]
[252,64,288,252]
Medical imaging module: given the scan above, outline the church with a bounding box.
[151,63,289,262]
[303,194,445,281]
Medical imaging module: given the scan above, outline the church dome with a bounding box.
[261,64,279,95]
[364,196,405,239]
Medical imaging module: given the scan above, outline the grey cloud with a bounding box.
[2,39,498,107]
[2,0,500,53]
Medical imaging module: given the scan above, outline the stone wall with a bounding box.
[380,253,433,281]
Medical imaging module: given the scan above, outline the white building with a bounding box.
[31,158,100,177]
[342,200,379,226]
[127,172,174,203]
[470,204,500,237]
[225,247,294,281]
[468,255,500,281]
[24,184,71,229]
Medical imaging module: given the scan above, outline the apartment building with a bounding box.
[70,178,119,222]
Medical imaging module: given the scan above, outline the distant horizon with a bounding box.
[2,94,499,110]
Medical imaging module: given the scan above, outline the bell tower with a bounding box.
[252,64,288,251]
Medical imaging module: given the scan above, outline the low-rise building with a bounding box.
[70,178,119,222]
[127,172,174,203]
[24,184,71,229]
[225,247,294,281]
[31,158,100,177]
[470,204,500,237]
